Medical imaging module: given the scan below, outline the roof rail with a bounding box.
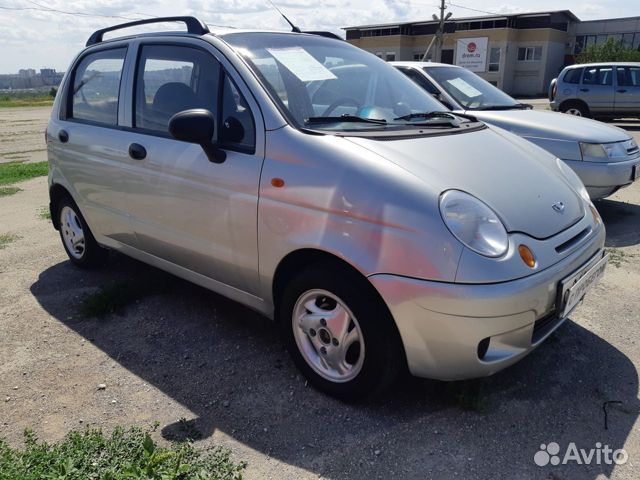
[86,16,210,46]
[304,31,343,40]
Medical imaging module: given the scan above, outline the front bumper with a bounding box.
[369,225,605,380]
[564,156,640,200]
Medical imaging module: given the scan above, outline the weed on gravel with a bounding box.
[606,247,637,268]
[80,279,171,318]
[0,233,19,249]
[0,426,246,480]
[37,206,51,220]
[0,186,21,197]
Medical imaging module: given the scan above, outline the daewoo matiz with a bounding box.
[47,17,607,400]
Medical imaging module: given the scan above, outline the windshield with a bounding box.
[424,66,519,110]
[223,33,451,131]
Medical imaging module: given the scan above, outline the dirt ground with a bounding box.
[1,106,639,479]
[0,107,49,164]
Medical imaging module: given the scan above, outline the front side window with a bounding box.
[70,48,126,125]
[583,67,613,86]
[134,44,255,151]
[223,33,451,133]
[424,66,519,110]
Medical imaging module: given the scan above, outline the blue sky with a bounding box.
[1,0,640,73]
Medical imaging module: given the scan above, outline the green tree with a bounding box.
[49,87,57,98]
[577,38,640,63]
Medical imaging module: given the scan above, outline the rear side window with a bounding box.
[582,67,613,86]
[563,68,583,84]
[70,48,126,126]
[617,66,640,87]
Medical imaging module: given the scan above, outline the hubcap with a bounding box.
[566,108,582,116]
[60,206,85,259]
[292,289,365,383]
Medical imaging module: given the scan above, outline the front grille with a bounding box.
[555,227,591,254]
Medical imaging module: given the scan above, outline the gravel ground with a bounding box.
[0,106,49,164]
[0,106,639,479]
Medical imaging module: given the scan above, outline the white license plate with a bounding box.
[559,253,609,318]
[634,165,640,180]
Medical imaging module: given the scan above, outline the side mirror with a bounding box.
[168,109,226,163]
[221,116,245,144]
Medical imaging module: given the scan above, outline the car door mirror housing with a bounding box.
[168,109,226,163]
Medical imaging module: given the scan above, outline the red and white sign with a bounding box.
[455,37,488,72]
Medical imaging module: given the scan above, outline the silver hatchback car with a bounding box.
[47,17,607,400]
[394,61,640,200]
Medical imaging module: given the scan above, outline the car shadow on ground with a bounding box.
[597,197,640,247]
[31,256,639,479]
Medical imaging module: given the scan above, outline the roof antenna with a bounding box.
[267,0,301,33]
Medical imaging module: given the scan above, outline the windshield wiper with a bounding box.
[472,103,533,111]
[393,111,458,121]
[305,114,387,125]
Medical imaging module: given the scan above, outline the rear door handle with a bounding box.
[128,143,147,160]
[58,130,69,143]
[617,89,627,93]
[579,88,589,92]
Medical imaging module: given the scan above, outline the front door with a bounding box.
[120,40,264,296]
[580,65,615,114]
[615,66,640,115]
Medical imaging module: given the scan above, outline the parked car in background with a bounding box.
[393,61,640,200]
[549,62,640,119]
[48,19,607,400]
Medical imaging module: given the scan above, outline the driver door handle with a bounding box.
[617,89,627,93]
[579,88,589,92]
[128,143,147,160]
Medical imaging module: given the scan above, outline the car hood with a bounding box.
[462,109,630,143]
[345,126,584,239]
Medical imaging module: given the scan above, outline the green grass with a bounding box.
[0,92,54,108]
[0,426,246,480]
[0,186,21,197]
[0,161,48,185]
[0,233,19,249]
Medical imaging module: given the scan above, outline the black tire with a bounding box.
[560,101,589,118]
[278,262,404,401]
[57,195,108,269]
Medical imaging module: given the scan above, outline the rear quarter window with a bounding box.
[69,48,127,126]
[563,68,583,84]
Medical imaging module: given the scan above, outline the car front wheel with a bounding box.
[279,263,404,401]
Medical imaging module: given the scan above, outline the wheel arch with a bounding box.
[49,183,75,230]
[559,98,590,115]
[271,247,408,367]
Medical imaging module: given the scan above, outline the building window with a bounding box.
[517,46,542,61]
[488,47,500,71]
[385,52,396,61]
[574,35,585,54]
[375,52,383,59]
[622,33,634,49]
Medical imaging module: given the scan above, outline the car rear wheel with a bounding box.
[57,196,108,269]
[279,263,404,401]
[561,102,589,117]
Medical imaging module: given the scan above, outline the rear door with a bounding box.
[615,66,640,115]
[50,45,136,245]
[580,65,615,113]
[119,39,264,296]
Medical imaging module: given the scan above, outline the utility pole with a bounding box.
[422,0,452,62]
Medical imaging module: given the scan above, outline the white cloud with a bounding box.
[1,0,639,72]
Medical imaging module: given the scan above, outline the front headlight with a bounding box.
[580,141,628,162]
[439,190,508,258]
[557,158,590,201]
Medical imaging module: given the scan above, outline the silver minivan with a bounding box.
[393,61,640,200]
[550,62,640,119]
[48,17,607,400]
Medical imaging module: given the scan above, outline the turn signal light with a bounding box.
[589,204,602,225]
[518,245,536,268]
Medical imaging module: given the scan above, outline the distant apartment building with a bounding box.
[0,68,64,90]
[18,69,36,78]
[344,10,640,96]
